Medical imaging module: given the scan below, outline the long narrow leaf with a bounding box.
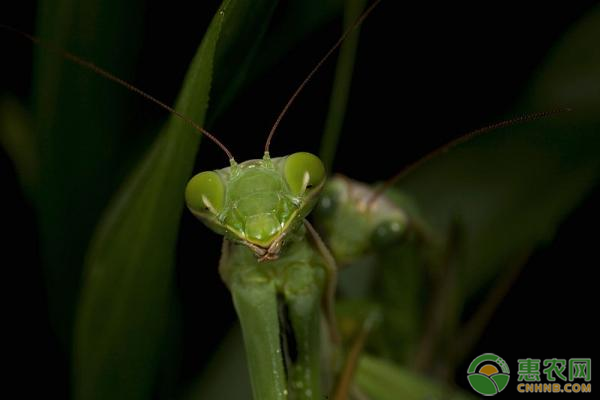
[74,2,231,399]
[356,354,473,400]
[32,0,144,340]
[320,0,367,171]
[400,6,600,299]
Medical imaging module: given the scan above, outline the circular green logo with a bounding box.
[467,353,510,396]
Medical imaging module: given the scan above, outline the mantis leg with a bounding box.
[224,229,332,400]
[332,312,378,400]
[232,282,288,400]
[223,240,287,400]
[282,259,325,400]
[304,219,340,343]
[218,238,232,288]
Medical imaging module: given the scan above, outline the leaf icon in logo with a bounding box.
[467,354,510,396]
[491,374,510,391]
[468,374,499,396]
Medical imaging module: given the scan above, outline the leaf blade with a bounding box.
[74,2,231,399]
[32,0,145,340]
[400,5,600,297]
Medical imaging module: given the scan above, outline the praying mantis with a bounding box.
[2,0,596,400]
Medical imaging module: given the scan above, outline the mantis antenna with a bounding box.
[366,108,572,207]
[264,0,382,154]
[0,23,236,162]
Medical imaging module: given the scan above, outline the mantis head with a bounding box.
[315,175,411,264]
[185,152,325,261]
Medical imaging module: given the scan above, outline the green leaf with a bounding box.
[73,2,233,399]
[400,5,600,299]
[234,0,344,101]
[320,0,368,172]
[73,0,287,396]
[0,96,37,193]
[356,354,474,400]
[32,0,145,341]
[207,0,279,121]
[519,5,600,114]
[183,324,252,400]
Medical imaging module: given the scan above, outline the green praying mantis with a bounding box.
[181,5,383,397]
[4,2,386,398]
[185,150,336,399]
[179,2,570,397]
[4,1,599,399]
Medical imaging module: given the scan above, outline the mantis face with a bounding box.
[185,152,325,260]
[315,175,410,264]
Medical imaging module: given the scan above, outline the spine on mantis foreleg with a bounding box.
[220,224,331,400]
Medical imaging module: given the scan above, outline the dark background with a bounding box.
[2,0,598,398]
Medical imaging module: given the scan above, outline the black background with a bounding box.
[2,0,598,398]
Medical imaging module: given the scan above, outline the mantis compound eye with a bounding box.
[316,191,338,217]
[370,219,408,249]
[284,152,325,195]
[315,183,339,218]
[185,171,225,214]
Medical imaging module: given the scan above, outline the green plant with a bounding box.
[1,1,598,399]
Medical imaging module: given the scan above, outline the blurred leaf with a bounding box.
[0,95,36,193]
[320,0,367,172]
[207,0,278,121]
[400,5,600,299]
[235,0,344,99]
[32,0,144,341]
[520,5,600,113]
[355,354,474,400]
[72,1,277,399]
[183,324,252,400]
